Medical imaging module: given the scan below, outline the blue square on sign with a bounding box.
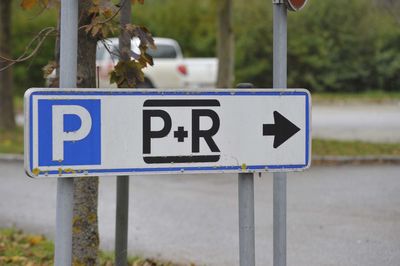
[38,99,101,167]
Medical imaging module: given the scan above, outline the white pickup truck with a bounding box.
[97,37,218,88]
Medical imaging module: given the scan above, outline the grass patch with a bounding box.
[313,139,400,157]
[0,228,188,266]
[0,228,54,266]
[312,90,400,104]
[0,127,24,154]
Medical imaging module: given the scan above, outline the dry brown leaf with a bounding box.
[27,235,44,246]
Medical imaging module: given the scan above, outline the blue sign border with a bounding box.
[27,89,311,177]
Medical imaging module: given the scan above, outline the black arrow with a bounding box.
[263,111,301,149]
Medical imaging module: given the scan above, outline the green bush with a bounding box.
[134,0,400,92]
[9,0,400,95]
[133,0,217,57]
[234,0,273,87]
[287,0,400,92]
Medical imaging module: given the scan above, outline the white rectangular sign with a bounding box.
[25,88,311,178]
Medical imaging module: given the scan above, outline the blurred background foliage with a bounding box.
[11,2,57,96]
[11,0,400,95]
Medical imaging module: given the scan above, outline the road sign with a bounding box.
[284,0,308,11]
[24,88,311,178]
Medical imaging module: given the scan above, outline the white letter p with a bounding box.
[52,105,92,161]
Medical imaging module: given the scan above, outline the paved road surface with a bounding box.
[1,160,399,265]
[312,103,400,143]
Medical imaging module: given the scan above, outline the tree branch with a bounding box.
[79,0,127,32]
[0,27,56,71]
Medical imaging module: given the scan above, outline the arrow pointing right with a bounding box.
[263,111,301,149]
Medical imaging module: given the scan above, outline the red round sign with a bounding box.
[285,0,308,11]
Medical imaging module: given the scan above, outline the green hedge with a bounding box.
[134,0,400,92]
[10,0,400,95]
[287,0,400,92]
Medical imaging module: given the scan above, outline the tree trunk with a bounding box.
[216,0,234,88]
[72,1,99,265]
[0,0,15,130]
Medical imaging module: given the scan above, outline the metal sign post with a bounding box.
[115,175,129,266]
[273,2,288,265]
[237,83,255,266]
[115,0,131,265]
[239,172,255,266]
[53,0,78,265]
[272,1,308,266]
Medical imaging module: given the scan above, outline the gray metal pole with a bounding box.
[54,0,78,265]
[236,83,255,266]
[115,1,131,265]
[273,2,287,266]
[115,176,129,266]
[239,173,255,266]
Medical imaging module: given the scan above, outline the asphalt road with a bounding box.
[1,160,399,265]
[312,103,400,143]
